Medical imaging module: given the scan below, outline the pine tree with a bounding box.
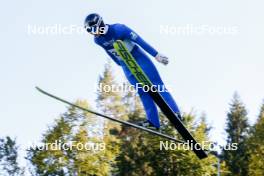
[116,110,218,176]
[96,62,131,174]
[27,106,80,175]
[222,93,249,175]
[149,113,217,176]
[27,100,114,175]
[247,101,264,175]
[96,62,127,136]
[0,136,24,176]
[96,62,126,117]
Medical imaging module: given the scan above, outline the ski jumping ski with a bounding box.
[36,87,185,144]
[113,40,208,159]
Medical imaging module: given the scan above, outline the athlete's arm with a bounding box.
[120,24,158,57]
[120,24,169,65]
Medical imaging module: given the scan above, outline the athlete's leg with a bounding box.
[123,70,160,128]
[137,89,160,127]
[133,49,181,114]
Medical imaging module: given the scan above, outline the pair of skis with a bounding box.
[37,40,208,159]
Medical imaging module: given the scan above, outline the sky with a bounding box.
[0,0,263,165]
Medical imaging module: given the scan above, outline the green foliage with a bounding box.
[222,93,250,176]
[96,62,128,137]
[96,62,126,118]
[22,63,264,175]
[247,102,264,175]
[26,101,114,175]
[0,136,24,176]
[115,111,217,176]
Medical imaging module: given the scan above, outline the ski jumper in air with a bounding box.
[84,13,181,128]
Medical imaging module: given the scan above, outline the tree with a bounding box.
[27,108,79,175]
[96,62,127,118]
[116,110,218,176]
[222,93,249,175]
[96,62,131,174]
[27,100,114,175]
[0,136,24,176]
[247,101,264,175]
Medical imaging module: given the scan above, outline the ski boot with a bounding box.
[137,120,160,130]
[175,112,183,121]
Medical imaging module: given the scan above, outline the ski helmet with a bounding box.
[84,13,105,33]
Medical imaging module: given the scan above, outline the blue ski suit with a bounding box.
[94,23,180,128]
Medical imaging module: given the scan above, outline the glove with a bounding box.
[155,53,169,65]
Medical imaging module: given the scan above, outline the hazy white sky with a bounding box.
[0,0,263,158]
